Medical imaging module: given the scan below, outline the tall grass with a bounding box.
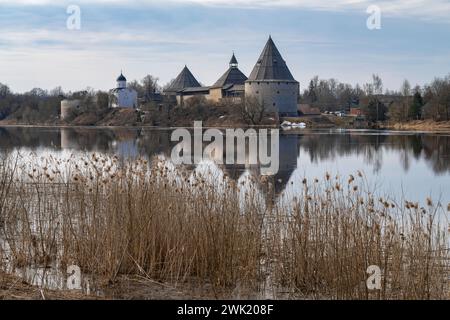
[0,153,448,299]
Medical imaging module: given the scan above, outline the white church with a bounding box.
[109,72,138,109]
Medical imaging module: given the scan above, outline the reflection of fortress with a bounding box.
[1,127,449,195]
[62,127,301,196]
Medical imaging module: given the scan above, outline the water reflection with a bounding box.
[297,131,450,175]
[0,127,449,203]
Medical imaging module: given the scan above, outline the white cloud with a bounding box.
[0,29,199,48]
[1,0,450,22]
[1,0,449,92]
[175,0,450,22]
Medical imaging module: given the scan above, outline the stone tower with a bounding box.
[245,36,299,116]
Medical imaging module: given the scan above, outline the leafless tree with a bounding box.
[425,76,450,121]
[239,96,267,125]
[0,83,10,98]
[50,86,64,97]
[397,79,412,120]
[128,75,161,102]
[142,75,160,95]
[372,74,383,95]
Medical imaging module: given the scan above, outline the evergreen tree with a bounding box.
[364,97,386,122]
[409,91,423,120]
[308,80,317,103]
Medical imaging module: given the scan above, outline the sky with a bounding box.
[0,0,450,93]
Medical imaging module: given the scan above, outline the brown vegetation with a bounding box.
[385,120,450,131]
[0,271,93,300]
[0,154,448,299]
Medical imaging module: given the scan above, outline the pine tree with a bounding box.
[308,80,317,103]
[409,91,423,120]
[364,97,386,122]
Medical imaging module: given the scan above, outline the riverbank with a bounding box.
[2,116,450,133]
[0,271,220,300]
[0,271,92,300]
[0,104,279,128]
[384,120,450,132]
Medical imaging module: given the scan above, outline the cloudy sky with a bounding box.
[1,0,450,93]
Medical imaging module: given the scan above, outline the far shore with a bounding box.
[1,119,450,133]
[382,120,450,132]
[0,123,279,130]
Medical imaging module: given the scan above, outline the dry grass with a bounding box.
[0,154,448,300]
[0,271,96,300]
[387,120,450,132]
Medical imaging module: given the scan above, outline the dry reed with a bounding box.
[0,153,448,299]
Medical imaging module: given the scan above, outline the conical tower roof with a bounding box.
[248,36,296,81]
[165,66,201,93]
[212,68,248,88]
[212,53,247,88]
[230,53,238,66]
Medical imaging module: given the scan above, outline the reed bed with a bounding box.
[0,153,448,299]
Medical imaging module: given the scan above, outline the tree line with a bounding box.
[1,73,450,124]
[0,74,164,124]
[301,74,450,122]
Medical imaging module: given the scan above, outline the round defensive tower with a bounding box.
[60,99,81,121]
[245,36,299,117]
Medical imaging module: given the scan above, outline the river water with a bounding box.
[1,126,449,205]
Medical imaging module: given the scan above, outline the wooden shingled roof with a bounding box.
[248,36,296,82]
[211,53,248,89]
[165,66,201,93]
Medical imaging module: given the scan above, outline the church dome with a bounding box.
[117,73,127,82]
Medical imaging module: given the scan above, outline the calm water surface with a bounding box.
[0,126,449,205]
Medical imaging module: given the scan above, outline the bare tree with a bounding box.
[162,79,175,92]
[128,75,160,102]
[400,79,411,97]
[142,75,160,95]
[363,83,374,96]
[0,83,10,98]
[387,101,405,122]
[95,91,110,112]
[426,76,450,121]
[128,80,143,97]
[372,74,383,95]
[399,79,412,120]
[239,96,267,125]
[50,86,64,97]
[27,88,47,97]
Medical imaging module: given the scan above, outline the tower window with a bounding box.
[256,91,259,94]
[278,82,281,85]
[257,82,260,85]
[277,91,280,94]
[273,103,276,106]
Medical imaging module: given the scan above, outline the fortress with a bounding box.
[164,36,300,117]
[59,36,300,119]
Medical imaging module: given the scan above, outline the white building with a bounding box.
[110,72,138,109]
